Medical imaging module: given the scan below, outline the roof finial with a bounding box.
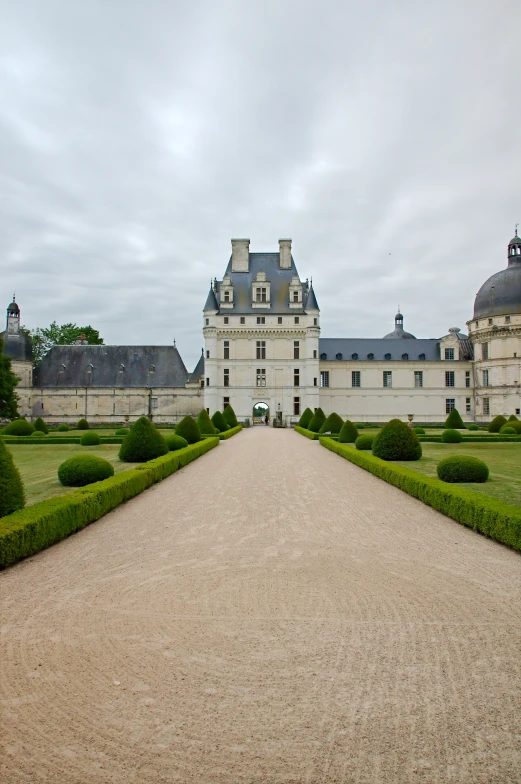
[173,338,176,348]
[516,223,519,238]
[13,292,15,302]
[201,347,204,355]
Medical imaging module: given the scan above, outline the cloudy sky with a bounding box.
[1,0,520,371]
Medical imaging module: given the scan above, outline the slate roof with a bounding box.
[305,284,319,310]
[473,262,521,319]
[203,286,218,311]
[33,345,189,388]
[188,352,205,382]
[319,338,440,362]
[0,330,33,362]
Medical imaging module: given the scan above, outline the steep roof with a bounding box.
[305,284,319,310]
[203,286,219,311]
[188,352,205,382]
[0,330,33,362]
[319,337,440,361]
[217,253,306,314]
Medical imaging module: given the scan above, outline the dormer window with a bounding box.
[220,275,234,307]
[224,291,230,303]
[293,290,299,302]
[256,287,267,303]
[320,352,327,360]
[289,275,302,309]
[351,353,358,360]
[419,353,425,360]
[367,353,374,360]
[385,353,392,360]
[149,364,155,373]
[402,353,408,360]
[251,271,271,308]
[336,353,343,360]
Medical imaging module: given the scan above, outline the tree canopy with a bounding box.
[0,337,20,419]
[22,322,103,365]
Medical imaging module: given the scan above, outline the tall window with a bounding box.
[414,371,423,388]
[278,316,282,324]
[206,350,210,358]
[505,316,511,324]
[383,370,392,388]
[293,290,299,302]
[206,378,210,386]
[223,340,229,359]
[352,371,361,387]
[465,371,470,388]
[314,377,317,386]
[223,369,229,387]
[294,397,300,415]
[482,342,489,360]
[205,318,209,326]
[256,369,266,387]
[223,316,229,324]
[483,397,490,416]
[294,368,300,387]
[294,316,299,324]
[320,371,329,387]
[466,397,471,413]
[256,341,266,360]
[223,397,230,409]
[256,287,267,302]
[240,316,245,324]
[200,379,204,389]
[446,398,455,414]
[482,370,489,386]
[314,318,318,325]
[151,398,158,409]
[224,291,230,303]
[445,371,455,387]
[293,341,299,359]
[257,316,265,325]
[488,318,493,326]
[444,347,454,360]
[313,349,317,359]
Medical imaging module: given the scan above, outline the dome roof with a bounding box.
[0,329,33,362]
[473,232,521,319]
[383,311,416,339]
[7,300,19,314]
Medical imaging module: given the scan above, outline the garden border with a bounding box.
[294,426,320,440]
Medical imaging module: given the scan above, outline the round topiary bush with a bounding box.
[355,423,365,429]
[197,409,217,435]
[297,407,313,429]
[165,434,188,451]
[437,455,489,483]
[223,405,239,428]
[307,408,326,433]
[175,416,201,444]
[211,411,229,432]
[57,424,70,432]
[372,419,422,461]
[32,430,46,437]
[355,434,374,450]
[413,426,425,435]
[77,418,90,430]
[115,428,129,435]
[319,412,344,435]
[499,426,516,435]
[509,421,521,434]
[445,407,465,429]
[441,429,463,443]
[119,416,168,462]
[488,415,507,433]
[467,424,479,431]
[34,416,49,434]
[58,454,115,487]
[338,420,359,443]
[81,432,101,445]
[3,419,35,436]
[0,438,25,517]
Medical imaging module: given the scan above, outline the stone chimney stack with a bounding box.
[279,238,292,269]
[231,238,250,272]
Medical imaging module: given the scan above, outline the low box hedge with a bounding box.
[319,437,521,551]
[218,425,242,440]
[294,426,320,440]
[1,436,126,446]
[418,435,521,443]
[0,438,219,568]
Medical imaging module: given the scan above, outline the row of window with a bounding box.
[205,316,319,326]
[210,370,475,389]
[475,316,512,328]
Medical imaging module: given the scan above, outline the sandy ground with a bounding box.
[1,427,520,784]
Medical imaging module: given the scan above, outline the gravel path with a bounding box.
[1,428,520,783]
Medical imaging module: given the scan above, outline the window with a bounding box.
[294,368,300,387]
[224,317,229,325]
[257,316,265,325]
[351,353,358,360]
[240,316,245,324]
[314,318,318,326]
[205,318,209,326]
[367,353,374,360]
[151,398,158,409]
[482,343,489,360]
[465,371,470,388]
[223,397,230,409]
[516,408,520,415]
[294,341,299,359]
[336,353,343,360]
[206,408,209,414]
[320,352,327,360]
[294,397,300,416]
[402,353,409,360]
[313,350,317,359]
[482,370,489,386]
[383,370,392,388]
[352,371,361,387]
[293,291,299,302]
[256,287,267,303]
[256,369,266,387]
[223,369,229,387]
[278,316,282,324]
[419,353,425,361]
[223,340,229,359]
[505,316,511,324]
[488,318,493,325]
[483,397,490,416]
[384,353,391,360]
[445,371,455,387]
[446,398,455,414]
[206,378,210,386]
[200,379,204,389]
[466,397,471,414]
[294,316,299,324]
[224,291,230,303]
[414,371,423,388]
[314,377,317,386]
[444,348,454,360]
[256,340,266,359]
[320,371,329,387]
[206,350,210,359]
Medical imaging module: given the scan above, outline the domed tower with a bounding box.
[0,297,33,405]
[468,229,521,421]
[382,310,416,339]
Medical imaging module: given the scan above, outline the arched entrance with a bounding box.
[252,401,269,425]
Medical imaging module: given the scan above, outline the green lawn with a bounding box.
[8,444,139,506]
[394,442,521,508]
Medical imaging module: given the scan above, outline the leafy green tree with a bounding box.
[0,338,20,419]
[211,411,229,432]
[22,322,103,366]
[175,416,201,444]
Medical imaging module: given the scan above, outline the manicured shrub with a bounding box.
[119,416,168,462]
[508,421,521,434]
[508,414,519,422]
[32,431,45,437]
[197,409,217,434]
[223,405,238,428]
[175,416,201,444]
[355,423,365,429]
[338,420,359,443]
[34,417,49,434]
[444,408,464,429]
[355,434,374,450]
[115,428,129,435]
[165,434,188,451]
[413,426,425,434]
[211,411,229,432]
[467,424,479,431]
[298,407,313,429]
[307,407,326,433]
[58,454,114,487]
[319,412,344,434]
[3,419,35,436]
[500,426,516,435]
[295,426,320,440]
[77,418,89,430]
[80,432,101,446]
[488,415,507,433]
[0,438,25,517]
[437,455,489,484]
[441,429,463,443]
[372,418,422,461]
[57,424,70,432]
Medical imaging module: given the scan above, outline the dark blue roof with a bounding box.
[203,286,218,311]
[188,352,204,382]
[216,253,305,314]
[319,338,440,361]
[305,284,319,311]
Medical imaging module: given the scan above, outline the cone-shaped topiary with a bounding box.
[445,408,464,429]
[307,407,326,433]
[81,431,101,445]
[437,455,489,483]
[58,424,70,431]
[211,411,229,432]
[119,416,168,462]
[355,434,374,450]
[298,407,313,429]
[338,420,359,443]
[319,412,344,434]
[372,418,422,461]
[223,404,238,428]
[488,415,507,433]
[165,434,188,451]
[34,417,49,434]
[0,438,25,517]
[3,419,35,436]
[77,418,89,430]
[175,416,201,444]
[441,429,463,443]
[197,409,218,434]
[58,454,114,487]
[508,414,519,421]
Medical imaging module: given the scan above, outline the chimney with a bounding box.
[231,238,250,272]
[279,238,292,269]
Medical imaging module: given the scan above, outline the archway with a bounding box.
[252,401,269,425]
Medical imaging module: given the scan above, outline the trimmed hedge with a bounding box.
[441,429,463,443]
[57,424,70,432]
[298,407,313,429]
[0,438,219,567]
[506,421,521,434]
[320,438,521,551]
[223,405,239,428]
[34,417,49,434]
[32,431,46,437]
[119,416,168,462]
[115,428,129,436]
[488,415,507,433]
[211,411,229,432]
[294,426,320,440]
[0,439,25,518]
[76,419,90,430]
[418,435,521,443]
[508,414,519,422]
[219,425,242,440]
[467,424,479,431]
[372,419,422,461]
[445,408,465,429]
[437,455,489,484]
[3,419,35,436]
[500,426,517,435]
[1,436,127,445]
[413,426,425,435]
[338,420,359,443]
[80,432,101,446]
[355,434,374,451]
[307,408,326,433]
[197,409,218,435]
[175,416,201,444]
[319,412,344,435]
[165,434,188,451]
[58,455,114,487]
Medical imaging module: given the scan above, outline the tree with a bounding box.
[22,322,103,366]
[0,338,20,419]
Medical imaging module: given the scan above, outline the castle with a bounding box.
[2,232,521,424]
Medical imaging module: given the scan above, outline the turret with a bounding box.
[6,296,20,335]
